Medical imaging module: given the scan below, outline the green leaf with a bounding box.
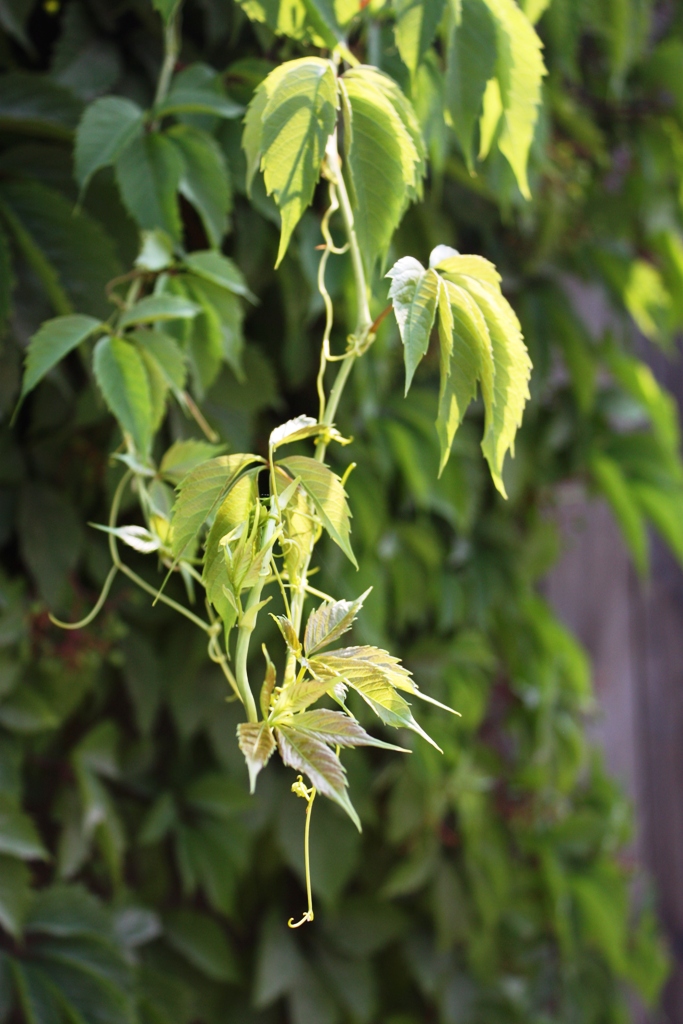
[184,250,256,301]
[591,454,648,575]
[164,910,239,983]
[74,96,145,193]
[93,336,153,454]
[20,314,102,401]
[135,229,174,272]
[394,0,446,76]
[0,180,122,319]
[340,66,425,274]
[115,132,184,242]
[304,589,371,655]
[237,722,276,792]
[387,257,440,391]
[244,58,338,266]
[130,329,187,394]
[119,294,200,330]
[160,439,225,485]
[430,247,531,492]
[156,87,243,120]
[277,455,357,567]
[0,73,81,139]
[0,794,49,860]
[184,773,249,819]
[171,453,263,559]
[632,482,683,566]
[275,709,405,752]
[307,645,439,743]
[167,125,232,248]
[234,0,323,44]
[26,884,112,940]
[445,0,497,169]
[0,688,59,734]
[184,276,244,387]
[481,0,546,198]
[0,855,31,937]
[11,962,63,1024]
[275,724,361,828]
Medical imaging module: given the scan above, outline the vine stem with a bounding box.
[288,781,316,928]
[152,8,180,114]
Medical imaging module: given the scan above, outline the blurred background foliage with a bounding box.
[1,0,683,1021]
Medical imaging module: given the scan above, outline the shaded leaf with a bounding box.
[20,314,102,401]
[171,453,263,558]
[93,336,153,454]
[167,125,232,248]
[164,910,239,983]
[75,96,144,193]
[119,294,200,330]
[115,132,184,242]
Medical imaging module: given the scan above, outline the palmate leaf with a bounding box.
[237,722,276,792]
[389,246,531,495]
[340,66,426,274]
[307,646,444,749]
[394,0,446,76]
[243,58,338,266]
[276,709,406,752]
[277,455,357,567]
[275,724,361,829]
[304,588,371,655]
[171,453,263,559]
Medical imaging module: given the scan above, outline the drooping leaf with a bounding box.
[20,314,102,401]
[115,132,184,242]
[167,125,232,248]
[386,257,440,391]
[394,0,446,76]
[445,0,497,169]
[202,468,259,622]
[481,0,546,198]
[244,58,338,266]
[119,294,200,330]
[304,589,371,655]
[308,645,441,749]
[74,96,145,193]
[237,722,276,792]
[275,708,405,751]
[277,455,356,567]
[275,725,361,828]
[93,336,153,454]
[340,66,425,274]
[171,453,263,559]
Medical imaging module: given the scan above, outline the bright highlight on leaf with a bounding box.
[445,0,546,197]
[388,246,531,494]
[243,57,339,266]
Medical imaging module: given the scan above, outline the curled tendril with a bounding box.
[288,776,316,929]
[316,182,350,422]
[48,564,119,630]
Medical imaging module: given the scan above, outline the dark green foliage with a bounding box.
[0,0,681,1022]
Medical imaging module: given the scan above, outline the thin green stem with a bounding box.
[288,782,316,928]
[153,10,180,112]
